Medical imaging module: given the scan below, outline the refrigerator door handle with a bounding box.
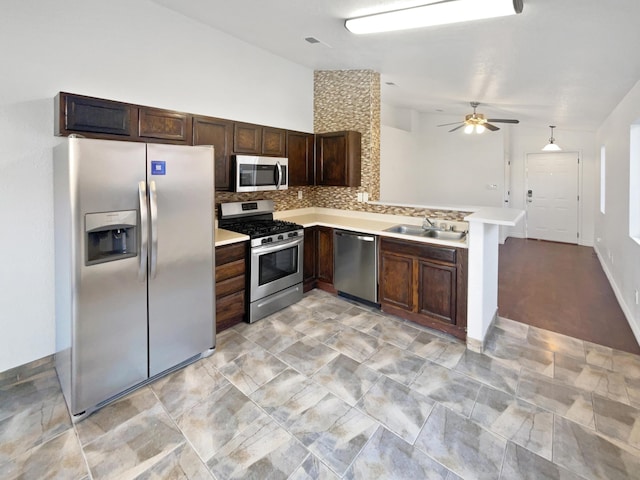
[138,181,148,281]
[149,180,158,278]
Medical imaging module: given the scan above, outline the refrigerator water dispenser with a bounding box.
[85,210,137,265]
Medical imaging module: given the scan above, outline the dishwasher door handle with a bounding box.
[335,231,375,242]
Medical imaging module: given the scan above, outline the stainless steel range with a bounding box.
[219,200,303,323]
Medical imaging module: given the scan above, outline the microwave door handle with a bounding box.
[138,181,148,281]
[149,180,158,278]
[275,161,282,190]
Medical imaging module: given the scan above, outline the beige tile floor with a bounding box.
[2,289,640,479]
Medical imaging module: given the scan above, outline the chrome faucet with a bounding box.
[422,217,438,230]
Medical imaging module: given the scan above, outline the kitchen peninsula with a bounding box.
[233,205,524,349]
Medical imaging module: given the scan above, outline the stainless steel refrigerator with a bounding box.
[53,137,215,420]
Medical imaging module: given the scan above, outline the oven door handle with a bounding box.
[252,235,303,254]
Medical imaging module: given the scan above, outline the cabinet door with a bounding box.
[262,127,286,156]
[316,226,334,285]
[56,92,132,137]
[193,116,233,191]
[303,227,317,291]
[315,131,361,187]
[417,259,457,325]
[138,107,190,143]
[380,252,414,311]
[288,131,315,186]
[233,122,262,154]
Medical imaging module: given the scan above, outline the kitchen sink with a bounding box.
[424,229,467,240]
[384,224,466,241]
[384,224,426,235]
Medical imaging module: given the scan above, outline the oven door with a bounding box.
[250,235,303,302]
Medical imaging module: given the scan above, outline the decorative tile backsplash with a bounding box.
[215,69,469,221]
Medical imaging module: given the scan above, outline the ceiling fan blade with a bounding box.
[438,121,464,127]
[449,124,466,133]
[487,118,520,124]
[484,123,500,131]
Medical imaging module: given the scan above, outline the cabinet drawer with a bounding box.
[381,237,456,264]
[216,290,245,322]
[216,274,245,299]
[216,242,246,265]
[216,259,245,283]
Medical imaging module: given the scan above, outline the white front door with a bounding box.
[526,152,579,244]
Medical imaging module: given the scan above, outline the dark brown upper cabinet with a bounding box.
[315,131,361,187]
[287,131,314,186]
[233,122,261,154]
[233,123,286,157]
[138,107,191,144]
[193,116,233,191]
[262,127,286,156]
[55,92,133,138]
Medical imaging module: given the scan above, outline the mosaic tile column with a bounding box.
[314,69,381,207]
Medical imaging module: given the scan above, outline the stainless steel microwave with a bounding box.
[234,155,288,192]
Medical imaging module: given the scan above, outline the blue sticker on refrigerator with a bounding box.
[151,161,166,175]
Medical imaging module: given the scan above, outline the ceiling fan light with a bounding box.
[464,124,475,134]
[542,125,562,151]
[345,0,523,35]
[475,124,486,134]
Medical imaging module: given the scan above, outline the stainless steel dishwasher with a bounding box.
[333,229,379,303]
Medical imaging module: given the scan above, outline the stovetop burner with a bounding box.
[218,200,304,245]
[222,219,301,239]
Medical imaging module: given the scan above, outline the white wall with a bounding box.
[381,104,514,209]
[595,79,640,341]
[0,0,313,372]
[380,104,597,244]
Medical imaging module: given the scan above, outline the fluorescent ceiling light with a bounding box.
[345,0,524,34]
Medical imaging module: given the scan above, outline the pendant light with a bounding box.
[345,0,524,35]
[542,125,562,151]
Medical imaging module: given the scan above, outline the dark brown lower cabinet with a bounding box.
[303,227,317,292]
[379,237,467,340]
[316,226,336,293]
[302,226,335,293]
[215,242,247,332]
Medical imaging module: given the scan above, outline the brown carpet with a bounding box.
[498,238,640,354]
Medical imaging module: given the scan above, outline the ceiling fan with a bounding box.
[438,102,520,133]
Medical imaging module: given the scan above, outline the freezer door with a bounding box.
[146,144,215,376]
[71,138,149,414]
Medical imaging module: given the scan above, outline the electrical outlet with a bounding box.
[357,192,363,202]
[635,289,639,305]
[297,190,303,200]
[363,192,369,202]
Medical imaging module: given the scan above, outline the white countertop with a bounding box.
[214,228,249,247]
[464,207,525,226]
[275,208,469,248]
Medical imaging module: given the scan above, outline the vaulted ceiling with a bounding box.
[152,0,640,131]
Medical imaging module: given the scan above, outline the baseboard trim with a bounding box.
[0,354,54,387]
[594,244,640,348]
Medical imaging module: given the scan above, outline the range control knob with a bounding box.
[261,238,268,245]
[288,231,298,237]
[278,235,284,240]
[267,237,273,243]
